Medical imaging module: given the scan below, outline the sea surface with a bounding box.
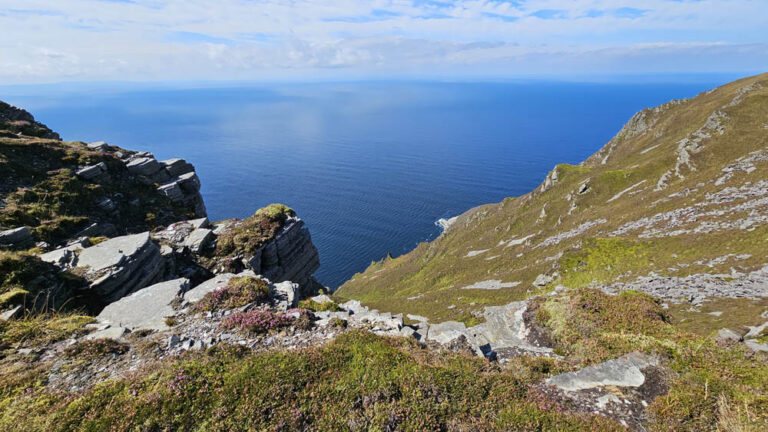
[2,79,734,288]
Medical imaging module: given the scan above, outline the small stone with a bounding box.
[0,305,23,321]
[0,226,32,248]
[86,326,128,340]
[76,162,108,181]
[745,339,768,353]
[310,294,333,304]
[533,274,555,287]
[87,141,109,151]
[715,328,743,344]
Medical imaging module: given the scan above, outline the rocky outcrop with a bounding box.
[122,152,207,218]
[73,232,166,304]
[241,216,320,297]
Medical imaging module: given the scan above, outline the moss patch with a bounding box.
[214,204,295,257]
[297,298,341,312]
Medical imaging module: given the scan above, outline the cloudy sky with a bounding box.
[1,0,766,83]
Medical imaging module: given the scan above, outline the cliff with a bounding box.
[0,102,321,312]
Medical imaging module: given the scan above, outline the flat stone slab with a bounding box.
[546,352,658,392]
[745,339,768,353]
[462,280,521,290]
[467,301,553,356]
[426,321,467,344]
[97,278,189,331]
[186,217,209,230]
[87,141,109,151]
[158,181,185,201]
[77,232,152,273]
[310,294,333,304]
[161,158,194,178]
[406,314,429,323]
[76,162,107,181]
[126,157,162,176]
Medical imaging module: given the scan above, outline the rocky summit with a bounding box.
[1,75,767,431]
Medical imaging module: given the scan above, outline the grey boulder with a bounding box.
[546,352,658,392]
[272,281,300,311]
[0,226,33,248]
[425,321,468,345]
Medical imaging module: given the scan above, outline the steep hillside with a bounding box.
[337,73,768,325]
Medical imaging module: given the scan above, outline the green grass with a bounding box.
[63,339,129,359]
[0,313,94,348]
[559,238,653,287]
[0,251,86,312]
[531,288,674,363]
[297,298,342,312]
[0,331,621,431]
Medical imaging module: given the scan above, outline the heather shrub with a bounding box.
[193,276,270,312]
[220,310,293,334]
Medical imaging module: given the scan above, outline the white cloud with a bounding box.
[0,0,766,82]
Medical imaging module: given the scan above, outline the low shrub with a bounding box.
[532,288,672,363]
[64,339,129,359]
[297,298,341,312]
[193,276,270,312]
[220,310,293,334]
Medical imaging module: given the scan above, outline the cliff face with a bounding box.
[0,102,321,312]
[336,73,768,328]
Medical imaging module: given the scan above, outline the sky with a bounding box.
[1,0,767,84]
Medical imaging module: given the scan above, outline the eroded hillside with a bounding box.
[337,73,768,326]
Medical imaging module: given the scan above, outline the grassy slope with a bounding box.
[1,289,765,431]
[336,73,768,323]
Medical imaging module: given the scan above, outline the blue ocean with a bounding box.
[1,79,733,288]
